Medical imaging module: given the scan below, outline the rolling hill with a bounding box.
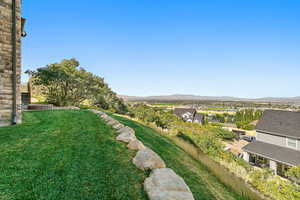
[120,94,300,103]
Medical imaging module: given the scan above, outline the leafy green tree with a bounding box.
[235,109,262,129]
[27,59,128,113]
[27,59,89,106]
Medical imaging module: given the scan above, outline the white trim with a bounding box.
[286,137,298,149]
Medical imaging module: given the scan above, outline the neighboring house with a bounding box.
[0,0,25,126]
[174,108,205,125]
[242,110,300,176]
[174,108,196,122]
[194,113,205,124]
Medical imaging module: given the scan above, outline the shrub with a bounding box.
[286,165,300,184]
[209,127,236,140]
[242,124,256,130]
[249,169,300,200]
[191,134,224,157]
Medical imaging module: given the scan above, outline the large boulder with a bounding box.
[112,123,125,130]
[106,119,120,126]
[116,129,136,143]
[100,113,109,118]
[144,168,195,200]
[116,126,135,134]
[127,139,145,150]
[133,148,166,170]
[102,115,113,121]
[89,109,104,115]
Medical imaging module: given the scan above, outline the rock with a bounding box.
[101,115,113,122]
[144,168,195,200]
[116,129,136,143]
[116,126,135,134]
[133,148,166,170]
[112,123,124,129]
[127,139,145,150]
[100,113,108,118]
[63,106,80,110]
[116,127,136,143]
[89,109,104,115]
[106,119,120,126]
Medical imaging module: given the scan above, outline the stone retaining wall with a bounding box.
[26,104,80,111]
[89,109,195,200]
[0,0,22,126]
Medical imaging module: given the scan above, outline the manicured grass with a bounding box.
[113,115,247,200]
[0,110,147,200]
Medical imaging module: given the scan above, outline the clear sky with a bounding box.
[22,0,300,98]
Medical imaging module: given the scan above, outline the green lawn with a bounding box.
[0,110,147,200]
[0,110,245,200]
[113,115,247,200]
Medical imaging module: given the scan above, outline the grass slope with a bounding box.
[0,110,147,200]
[113,115,246,200]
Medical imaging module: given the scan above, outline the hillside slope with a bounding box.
[0,110,147,200]
[112,114,245,200]
[0,110,244,200]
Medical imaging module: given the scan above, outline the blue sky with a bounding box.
[22,0,300,98]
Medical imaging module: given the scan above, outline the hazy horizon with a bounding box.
[22,0,300,98]
[120,93,300,99]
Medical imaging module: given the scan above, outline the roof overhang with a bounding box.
[243,141,300,166]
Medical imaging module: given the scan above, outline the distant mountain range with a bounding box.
[119,94,300,103]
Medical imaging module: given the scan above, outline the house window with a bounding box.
[286,138,297,149]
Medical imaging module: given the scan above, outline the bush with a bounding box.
[190,134,224,157]
[130,104,180,129]
[209,127,236,140]
[249,169,300,200]
[286,165,300,183]
[242,124,256,130]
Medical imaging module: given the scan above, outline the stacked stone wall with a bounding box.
[0,0,22,126]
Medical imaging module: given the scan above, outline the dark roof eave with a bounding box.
[243,141,300,166]
[243,148,295,166]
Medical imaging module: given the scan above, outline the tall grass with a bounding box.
[170,136,268,200]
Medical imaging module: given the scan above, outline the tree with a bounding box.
[235,109,262,129]
[27,59,92,106]
[27,59,128,113]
